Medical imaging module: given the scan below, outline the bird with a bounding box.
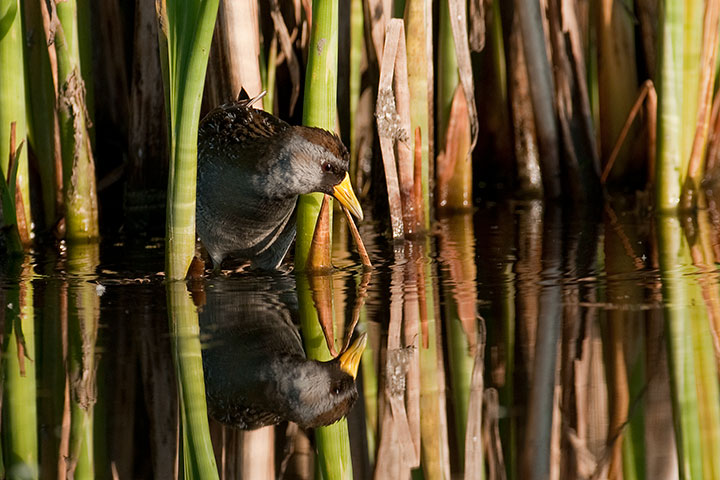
[199,274,367,430]
[196,92,363,270]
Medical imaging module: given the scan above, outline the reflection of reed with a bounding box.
[437,212,483,477]
[65,243,101,478]
[658,213,720,479]
[168,280,219,479]
[1,257,38,478]
[522,204,562,480]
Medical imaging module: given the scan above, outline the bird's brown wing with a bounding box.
[198,100,290,147]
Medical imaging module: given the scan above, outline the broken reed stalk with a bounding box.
[436,87,472,211]
[341,206,371,268]
[306,194,333,272]
[376,19,410,240]
[437,0,473,212]
[445,0,478,153]
[295,0,339,272]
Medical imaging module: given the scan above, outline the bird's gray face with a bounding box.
[279,127,349,196]
[280,127,364,219]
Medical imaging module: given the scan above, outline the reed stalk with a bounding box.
[168,281,219,480]
[656,0,686,210]
[0,0,31,240]
[403,0,431,227]
[50,0,98,241]
[264,36,278,116]
[157,0,219,280]
[436,1,473,212]
[681,2,703,169]
[349,0,363,178]
[296,0,339,271]
[1,259,37,480]
[64,0,94,132]
[23,0,62,229]
[208,0,263,106]
[514,0,562,198]
[438,0,459,147]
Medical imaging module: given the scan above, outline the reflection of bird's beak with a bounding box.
[338,332,367,379]
[333,173,364,221]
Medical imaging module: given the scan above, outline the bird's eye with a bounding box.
[332,386,341,395]
[322,162,334,173]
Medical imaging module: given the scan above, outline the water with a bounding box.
[2,199,720,479]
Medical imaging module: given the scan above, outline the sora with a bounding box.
[200,275,366,429]
[197,93,363,270]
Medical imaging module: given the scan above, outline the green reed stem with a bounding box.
[0,0,31,240]
[349,0,363,179]
[656,1,685,210]
[168,281,219,480]
[23,0,61,229]
[296,0,339,271]
[681,1,703,166]
[264,36,277,116]
[158,0,219,280]
[54,2,98,241]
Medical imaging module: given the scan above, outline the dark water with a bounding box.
[2,199,720,479]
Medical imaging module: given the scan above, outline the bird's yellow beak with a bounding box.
[338,332,367,379]
[333,173,364,221]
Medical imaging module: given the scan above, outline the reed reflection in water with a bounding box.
[2,200,720,478]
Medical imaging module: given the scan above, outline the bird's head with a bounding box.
[283,333,367,428]
[283,127,364,221]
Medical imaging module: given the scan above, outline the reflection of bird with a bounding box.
[197,93,363,270]
[199,275,366,430]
